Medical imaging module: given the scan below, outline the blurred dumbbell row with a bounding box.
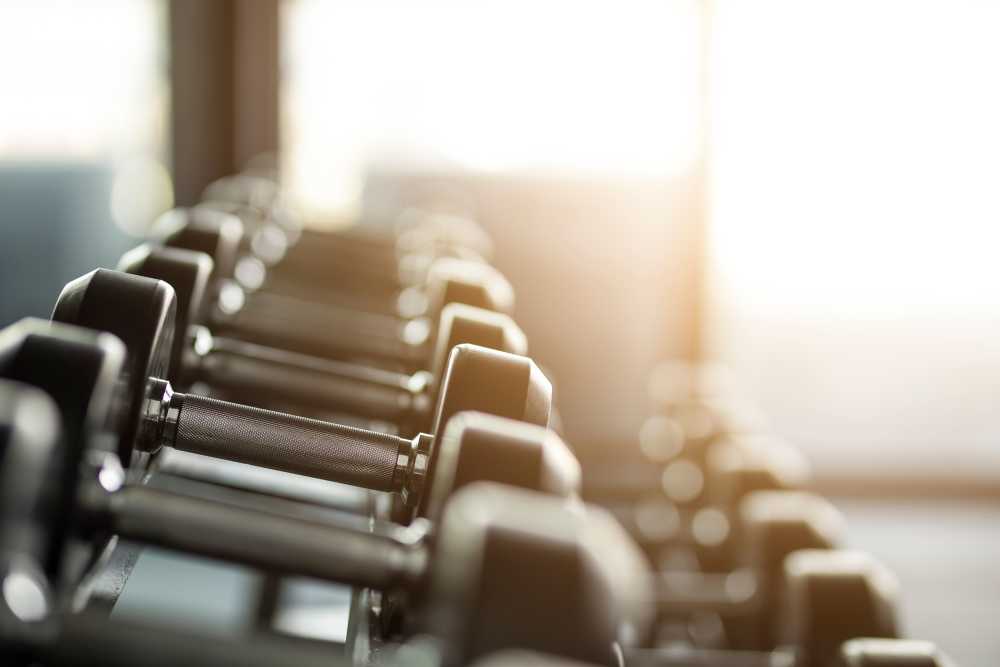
[0,170,953,666]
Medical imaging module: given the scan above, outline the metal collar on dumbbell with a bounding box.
[144,378,177,454]
[398,433,432,509]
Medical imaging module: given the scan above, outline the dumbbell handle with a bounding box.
[189,332,430,423]
[154,383,429,498]
[87,482,427,591]
[220,291,425,364]
[206,333,419,389]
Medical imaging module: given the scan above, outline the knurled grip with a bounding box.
[227,294,412,362]
[166,393,407,491]
[200,350,413,421]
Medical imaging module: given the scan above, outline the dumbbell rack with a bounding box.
[0,169,957,667]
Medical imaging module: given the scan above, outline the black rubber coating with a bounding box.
[169,393,406,491]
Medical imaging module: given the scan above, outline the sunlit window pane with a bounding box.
[282,0,703,219]
[0,0,169,325]
[0,1,168,166]
[706,0,1000,479]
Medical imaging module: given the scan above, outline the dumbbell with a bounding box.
[200,168,492,272]
[231,259,511,370]
[695,436,812,570]
[48,269,550,520]
[650,490,846,651]
[601,433,811,575]
[587,365,790,506]
[780,550,901,667]
[117,246,529,619]
[155,207,510,370]
[641,360,770,480]
[119,243,525,433]
[624,549,899,667]
[589,440,832,649]
[429,538,900,667]
[158,201,490,310]
[0,316,556,565]
[589,387,768,510]
[603,489,843,648]
[273,211,492,302]
[0,312,556,519]
[0,377,649,667]
[201,200,491,311]
[637,398,789,489]
[200,171,493,293]
[643,434,809,529]
[596,416,822,646]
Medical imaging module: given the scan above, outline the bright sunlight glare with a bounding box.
[282,0,703,219]
[707,0,1000,316]
[705,0,1000,479]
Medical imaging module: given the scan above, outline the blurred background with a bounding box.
[1,1,998,663]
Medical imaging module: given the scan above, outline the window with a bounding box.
[0,0,170,325]
[706,0,1000,480]
[282,0,703,219]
